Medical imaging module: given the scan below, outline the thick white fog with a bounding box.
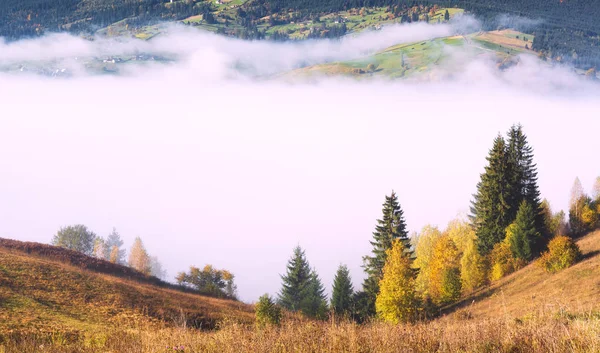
[0,19,599,302]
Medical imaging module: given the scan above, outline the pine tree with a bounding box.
[506,201,539,261]
[507,125,546,253]
[255,294,282,327]
[375,240,418,324]
[128,236,150,275]
[471,135,513,255]
[104,227,126,264]
[444,9,450,21]
[331,264,354,317]
[301,270,328,319]
[278,246,312,312]
[363,191,412,316]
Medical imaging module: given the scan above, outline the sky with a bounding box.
[0,18,599,302]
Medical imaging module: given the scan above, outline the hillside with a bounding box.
[0,238,254,337]
[448,230,600,320]
[282,29,539,80]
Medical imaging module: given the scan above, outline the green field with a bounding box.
[284,29,536,80]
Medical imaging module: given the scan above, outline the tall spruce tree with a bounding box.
[507,201,539,261]
[470,135,513,255]
[279,246,311,312]
[301,270,328,319]
[362,191,411,316]
[507,125,546,253]
[331,264,354,317]
[278,246,326,318]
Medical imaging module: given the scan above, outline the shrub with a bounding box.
[489,242,525,281]
[255,294,282,327]
[537,236,582,273]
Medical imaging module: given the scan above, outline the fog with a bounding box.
[0,19,599,302]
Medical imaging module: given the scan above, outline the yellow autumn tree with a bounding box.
[413,225,442,296]
[581,203,599,230]
[445,217,474,253]
[375,240,418,324]
[460,236,488,293]
[428,235,461,306]
[489,240,525,281]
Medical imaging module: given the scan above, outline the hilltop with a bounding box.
[0,238,254,337]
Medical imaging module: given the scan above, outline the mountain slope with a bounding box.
[448,230,600,320]
[0,239,253,335]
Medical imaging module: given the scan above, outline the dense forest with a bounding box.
[0,0,598,67]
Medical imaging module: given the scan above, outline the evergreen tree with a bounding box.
[470,135,513,255]
[507,125,546,253]
[331,264,354,317]
[507,201,539,261]
[51,224,97,256]
[255,294,282,327]
[104,227,126,264]
[301,270,328,319]
[278,246,313,313]
[444,9,450,21]
[362,191,411,316]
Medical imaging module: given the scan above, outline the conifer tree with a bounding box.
[104,227,126,264]
[444,9,450,21]
[375,240,417,324]
[331,264,354,317]
[507,125,546,252]
[506,201,539,261]
[470,135,513,255]
[302,270,328,319]
[363,191,412,316]
[279,246,327,318]
[128,236,151,275]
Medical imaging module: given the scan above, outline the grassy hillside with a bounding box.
[283,29,536,80]
[2,232,600,351]
[0,238,253,337]
[448,230,600,320]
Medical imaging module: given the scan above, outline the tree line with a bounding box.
[258,125,600,324]
[50,225,238,299]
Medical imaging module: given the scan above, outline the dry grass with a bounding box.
[2,314,600,353]
[2,233,600,352]
[0,243,253,335]
[446,230,600,320]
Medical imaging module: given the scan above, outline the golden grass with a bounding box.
[446,230,600,320]
[2,232,600,352]
[2,313,600,353]
[0,246,253,335]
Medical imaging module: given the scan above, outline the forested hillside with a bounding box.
[1,0,598,67]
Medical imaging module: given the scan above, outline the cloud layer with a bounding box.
[0,19,599,302]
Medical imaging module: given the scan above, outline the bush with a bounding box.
[489,242,525,281]
[537,236,582,273]
[255,294,282,327]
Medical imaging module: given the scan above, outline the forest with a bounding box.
[0,0,598,68]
